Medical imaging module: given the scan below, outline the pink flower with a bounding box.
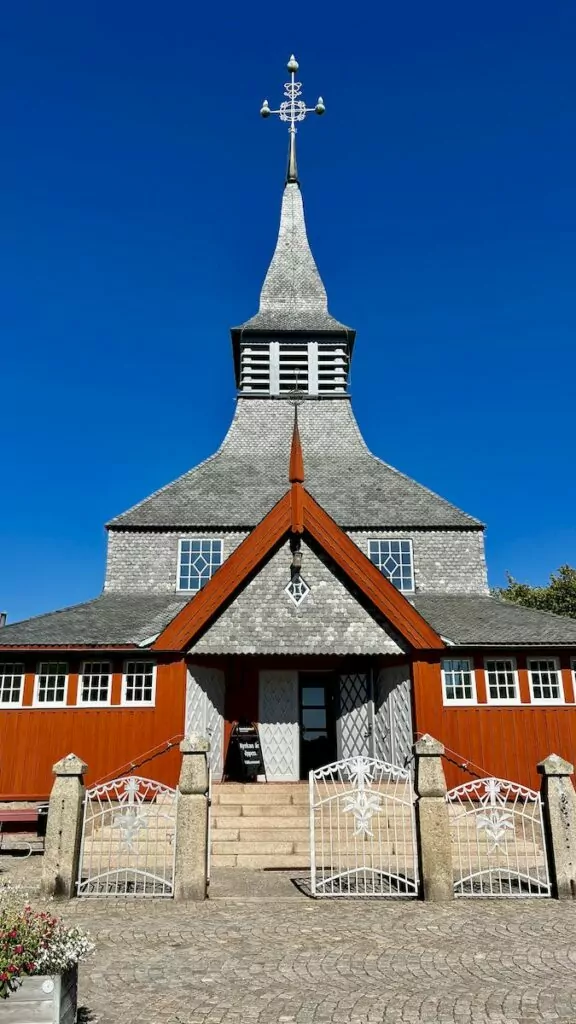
[14,945,23,954]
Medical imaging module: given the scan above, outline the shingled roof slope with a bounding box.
[234,182,351,333]
[109,398,481,530]
[412,594,576,645]
[0,594,188,647]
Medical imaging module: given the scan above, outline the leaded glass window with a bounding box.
[0,664,24,706]
[123,662,155,704]
[35,663,68,705]
[442,658,476,703]
[485,659,519,703]
[528,659,563,703]
[285,574,310,606]
[178,539,223,592]
[368,539,414,592]
[79,663,111,705]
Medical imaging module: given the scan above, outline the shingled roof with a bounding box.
[109,397,481,530]
[3,589,576,650]
[233,181,351,334]
[412,594,576,646]
[0,594,187,647]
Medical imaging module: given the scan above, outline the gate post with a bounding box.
[537,753,576,900]
[40,752,87,900]
[174,735,210,901]
[414,735,453,901]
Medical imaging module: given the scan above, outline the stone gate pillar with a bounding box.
[40,752,87,900]
[414,734,453,901]
[537,753,576,900]
[174,735,210,901]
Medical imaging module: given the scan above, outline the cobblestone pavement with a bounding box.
[3,857,576,1024]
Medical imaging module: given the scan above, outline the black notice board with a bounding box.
[225,721,266,781]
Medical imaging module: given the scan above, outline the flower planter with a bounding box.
[2,966,77,1023]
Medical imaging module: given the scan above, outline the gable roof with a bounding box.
[192,537,407,656]
[109,397,482,531]
[152,486,444,652]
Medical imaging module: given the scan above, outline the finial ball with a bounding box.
[315,96,325,115]
[287,55,299,73]
[260,99,271,118]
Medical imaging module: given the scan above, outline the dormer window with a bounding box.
[178,539,223,592]
[368,539,414,593]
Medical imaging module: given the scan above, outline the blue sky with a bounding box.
[1,1,575,623]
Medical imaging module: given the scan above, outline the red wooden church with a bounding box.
[2,62,576,806]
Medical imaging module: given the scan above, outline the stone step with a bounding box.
[212,803,309,819]
[212,840,295,856]
[214,789,309,806]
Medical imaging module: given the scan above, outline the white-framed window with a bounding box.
[78,662,112,706]
[442,658,477,704]
[528,658,564,704]
[122,661,156,705]
[484,658,519,704]
[368,539,414,593]
[34,663,68,706]
[0,664,25,707]
[178,538,223,592]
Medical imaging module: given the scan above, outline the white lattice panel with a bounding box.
[337,674,370,759]
[374,665,412,768]
[258,670,299,780]
[186,666,225,779]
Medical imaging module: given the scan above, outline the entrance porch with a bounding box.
[185,658,414,782]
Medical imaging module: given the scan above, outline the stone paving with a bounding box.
[3,857,576,1023]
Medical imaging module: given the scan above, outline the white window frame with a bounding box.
[33,662,69,708]
[0,664,25,708]
[484,657,520,706]
[368,538,415,594]
[527,657,564,705]
[121,661,157,707]
[177,537,224,594]
[77,662,112,707]
[441,657,477,706]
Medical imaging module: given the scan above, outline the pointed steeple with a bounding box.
[231,57,355,393]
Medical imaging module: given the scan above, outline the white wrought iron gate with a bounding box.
[77,775,178,897]
[309,756,418,896]
[446,777,551,897]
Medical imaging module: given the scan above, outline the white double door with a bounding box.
[259,669,405,780]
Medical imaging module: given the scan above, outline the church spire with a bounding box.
[260,55,325,185]
[230,57,355,394]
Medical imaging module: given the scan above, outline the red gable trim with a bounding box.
[301,491,443,650]
[153,493,292,651]
[153,487,444,653]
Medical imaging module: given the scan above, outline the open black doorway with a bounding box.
[299,672,337,778]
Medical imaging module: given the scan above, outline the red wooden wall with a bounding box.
[412,652,576,790]
[0,658,187,799]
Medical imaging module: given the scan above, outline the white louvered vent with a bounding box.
[278,344,309,394]
[317,343,349,394]
[240,343,270,393]
[239,340,350,395]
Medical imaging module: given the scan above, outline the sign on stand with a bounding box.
[225,720,266,781]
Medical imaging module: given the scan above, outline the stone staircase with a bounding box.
[211,782,311,869]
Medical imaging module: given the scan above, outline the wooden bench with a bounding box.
[0,806,48,857]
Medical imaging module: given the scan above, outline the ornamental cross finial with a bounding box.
[260,55,325,183]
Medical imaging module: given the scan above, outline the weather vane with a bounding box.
[260,56,325,184]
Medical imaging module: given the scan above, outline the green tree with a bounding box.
[495,564,576,620]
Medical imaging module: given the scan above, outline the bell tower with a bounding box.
[230,56,355,397]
